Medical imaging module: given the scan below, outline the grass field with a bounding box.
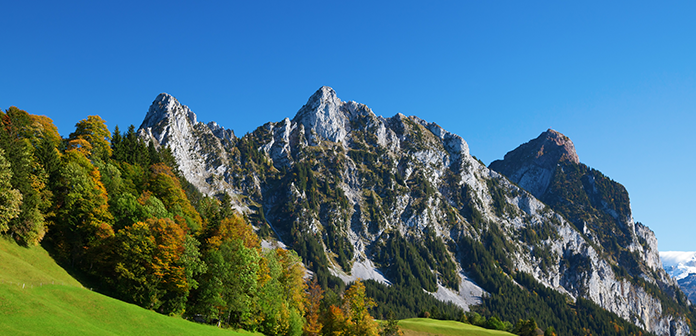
[0,237,258,336]
[397,318,515,336]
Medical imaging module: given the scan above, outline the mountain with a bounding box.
[661,251,696,303]
[138,87,693,336]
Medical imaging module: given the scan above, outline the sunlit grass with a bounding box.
[398,318,514,336]
[0,237,258,336]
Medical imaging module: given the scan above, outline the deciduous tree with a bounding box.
[0,148,22,232]
[69,115,112,162]
[304,278,324,336]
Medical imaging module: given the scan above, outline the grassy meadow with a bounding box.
[0,237,258,336]
[397,318,515,336]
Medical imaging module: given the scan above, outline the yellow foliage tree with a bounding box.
[69,115,112,162]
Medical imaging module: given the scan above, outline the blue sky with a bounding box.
[2,1,694,251]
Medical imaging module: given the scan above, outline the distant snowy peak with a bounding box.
[660,251,696,280]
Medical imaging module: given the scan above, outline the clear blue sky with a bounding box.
[2,1,694,251]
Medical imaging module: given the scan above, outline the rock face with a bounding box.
[489,129,578,197]
[138,93,241,207]
[138,87,691,336]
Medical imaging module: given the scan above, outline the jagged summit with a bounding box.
[140,93,198,131]
[304,86,341,111]
[489,129,578,197]
[137,93,237,199]
[292,86,375,144]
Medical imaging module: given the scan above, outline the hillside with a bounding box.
[0,237,255,336]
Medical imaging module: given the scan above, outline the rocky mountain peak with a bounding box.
[505,128,579,167]
[140,93,198,130]
[292,86,352,144]
[537,129,579,164]
[488,129,578,197]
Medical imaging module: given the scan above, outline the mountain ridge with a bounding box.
[137,86,692,336]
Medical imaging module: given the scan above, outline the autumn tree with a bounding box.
[304,278,324,336]
[342,281,379,336]
[110,217,203,315]
[320,280,379,336]
[322,304,349,336]
[0,148,22,232]
[147,163,202,233]
[69,115,112,162]
[206,213,260,251]
[49,149,113,266]
[0,107,52,245]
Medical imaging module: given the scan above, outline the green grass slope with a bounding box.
[398,318,514,336]
[0,237,256,336]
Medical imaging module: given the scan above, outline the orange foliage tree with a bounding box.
[304,278,324,336]
[50,148,113,266]
[111,217,200,314]
[147,163,202,232]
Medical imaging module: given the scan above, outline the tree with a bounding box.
[544,326,557,336]
[342,281,379,336]
[147,163,202,232]
[69,115,112,162]
[218,239,260,328]
[111,217,198,315]
[304,278,324,336]
[485,316,506,330]
[0,107,51,245]
[50,149,113,266]
[190,237,260,328]
[206,213,259,250]
[513,318,540,336]
[379,312,403,336]
[322,304,348,336]
[0,148,22,233]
